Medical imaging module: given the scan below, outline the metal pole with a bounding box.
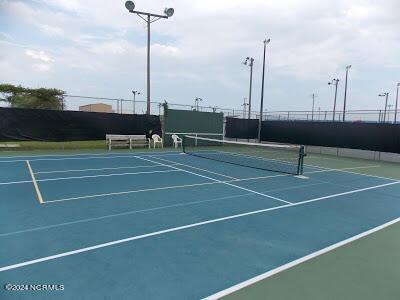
[343,65,351,122]
[333,82,338,121]
[395,83,399,124]
[311,93,316,121]
[146,16,151,115]
[248,59,254,119]
[258,39,269,142]
[384,93,388,122]
[133,93,136,114]
[330,79,339,121]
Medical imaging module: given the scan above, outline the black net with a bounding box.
[183,135,305,175]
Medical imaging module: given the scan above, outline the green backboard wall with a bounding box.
[163,109,224,146]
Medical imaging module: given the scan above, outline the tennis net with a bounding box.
[182,135,305,175]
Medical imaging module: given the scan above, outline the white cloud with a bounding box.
[38,24,64,37]
[32,63,52,72]
[25,50,54,63]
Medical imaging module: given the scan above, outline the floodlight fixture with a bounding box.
[125,1,135,12]
[164,8,174,17]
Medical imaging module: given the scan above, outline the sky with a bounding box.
[0,0,399,114]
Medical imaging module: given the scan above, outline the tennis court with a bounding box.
[1,143,400,299]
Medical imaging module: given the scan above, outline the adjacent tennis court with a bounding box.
[1,144,400,299]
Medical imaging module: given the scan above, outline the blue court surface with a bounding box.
[1,151,400,299]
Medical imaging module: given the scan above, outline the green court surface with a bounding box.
[0,149,399,299]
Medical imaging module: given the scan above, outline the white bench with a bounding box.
[0,143,20,149]
[106,134,149,150]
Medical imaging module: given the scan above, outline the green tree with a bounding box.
[0,84,65,110]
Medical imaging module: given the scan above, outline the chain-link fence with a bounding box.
[1,94,399,123]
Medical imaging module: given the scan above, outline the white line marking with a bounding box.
[203,217,400,300]
[303,163,394,181]
[1,181,398,272]
[41,165,390,204]
[26,160,43,204]
[0,180,33,186]
[44,182,219,203]
[0,151,182,163]
[34,164,176,174]
[143,155,292,205]
[1,182,326,237]
[35,169,180,183]
[151,156,237,180]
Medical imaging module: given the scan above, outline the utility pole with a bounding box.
[195,97,203,111]
[258,38,271,142]
[131,90,140,114]
[342,65,352,122]
[241,98,249,119]
[395,83,400,123]
[311,93,317,121]
[243,57,254,119]
[379,92,389,122]
[328,79,339,121]
[125,1,174,115]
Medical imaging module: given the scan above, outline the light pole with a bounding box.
[378,92,389,123]
[328,79,339,121]
[131,90,140,114]
[241,98,249,119]
[311,93,317,121]
[195,97,203,111]
[395,83,400,123]
[258,38,271,142]
[243,57,254,119]
[125,1,174,115]
[342,65,352,122]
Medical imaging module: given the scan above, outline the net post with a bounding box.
[297,145,305,175]
[182,135,186,153]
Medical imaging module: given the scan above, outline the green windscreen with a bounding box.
[163,109,224,146]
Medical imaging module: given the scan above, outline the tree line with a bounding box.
[0,84,65,110]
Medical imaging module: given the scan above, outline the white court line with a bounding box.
[303,163,395,181]
[41,165,386,204]
[203,216,400,300]
[0,151,182,163]
[1,182,327,238]
[151,156,237,180]
[1,193,253,237]
[34,164,179,175]
[44,182,220,203]
[26,160,43,204]
[1,181,398,272]
[34,169,181,183]
[0,150,181,160]
[142,155,292,205]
